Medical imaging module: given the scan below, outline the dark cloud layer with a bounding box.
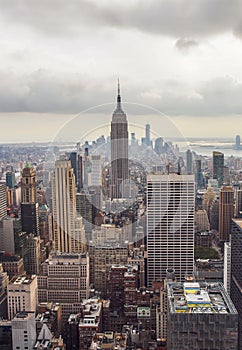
[0,69,241,117]
[1,0,242,38]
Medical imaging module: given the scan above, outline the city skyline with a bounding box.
[0,1,242,142]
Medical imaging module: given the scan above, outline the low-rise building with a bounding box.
[90,331,127,350]
[79,298,103,350]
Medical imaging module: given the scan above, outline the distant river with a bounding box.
[174,139,242,158]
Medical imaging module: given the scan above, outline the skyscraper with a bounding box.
[21,164,36,203]
[219,186,234,242]
[235,135,241,149]
[195,159,203,189]
[52,156,85,253]
[110,82,129,199]
[231,218,242,350]
[147,173,195,286]
[6,171,15,189]
[0,184,7,220]
[186,149,193,174]
[21,164,39,236]
[213,151,224,187]
[235,189,242,218]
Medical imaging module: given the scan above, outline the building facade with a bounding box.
[52,157,85,253]
[38,252,89,325]
[231,219,242,350]
[167,281,238,350]
[7,275,38,320]
[147,173,195,286]
[212,151,224,187]
[219,186,234,242]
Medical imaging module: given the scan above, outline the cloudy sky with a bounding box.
[1,0,242,143]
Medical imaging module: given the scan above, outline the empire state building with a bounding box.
[110,83,129,199]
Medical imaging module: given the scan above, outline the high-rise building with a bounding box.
[69,151,78,183]
[213,151,224,187]
[202,186,216,218]
[167,281,238,350]
[231,219,242,350]
[142,123,153,148]
[76,192,93,241]
[209,198,219,230]
[0,218,28,268]
[0,319,12,349]
[91,155,102,187]
[26,234,41,275]
[38,252,89,325]
[0,253,25,280]
[21,203,40,236]
[6,171,15,189]
[52,157,85,253]
[0,263,9,318]
[195,159,203,189]
[21,163,39,236]
[21,164,37,203]
[39,204,52,244]
[195,209,210,233]
[12,312,36,350]
[0,184,7,220]
[235,189,242,218]
[186,149,193,174]
[110,83,129,199]
[92,243,128,294]
[235,135,241,149]
[7,275,38,320]
[219,186,234,242]
[147,173,195,286]
[154,137,163,155]
[224,241,231,294]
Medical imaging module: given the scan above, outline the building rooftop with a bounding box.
[167,281,237,315]
[79,299,102,328]
[90,332,127,350]
[12,275,36,285]
[0,253,22,262]
[13,311,35,320]
[232,218,242,230]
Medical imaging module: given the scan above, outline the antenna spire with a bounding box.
[117,78,121,109]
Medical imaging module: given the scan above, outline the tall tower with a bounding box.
[213,151,224,187]
[186,149,193,175]
[195,159,203,189]
[21,164,36,203]
[231,219,242,349]
[235,135,241,149]
[219,186,234,242]
[147,173,195,286]
[110,82,129,199]
[21,164,39,235]
[52,157,85,253]
[0,184,7,220]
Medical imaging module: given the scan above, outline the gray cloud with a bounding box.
[175,38,199,53]
[0,70,242,117]
[1,0,242,38]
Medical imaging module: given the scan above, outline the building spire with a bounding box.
[117,78,121,110]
